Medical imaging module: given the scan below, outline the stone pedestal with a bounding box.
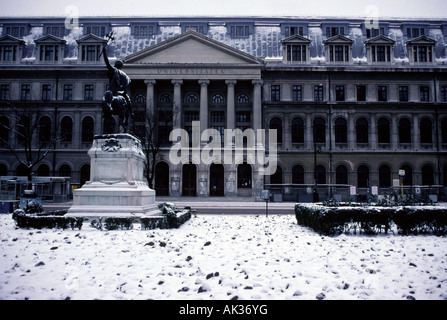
[67,134,160,218]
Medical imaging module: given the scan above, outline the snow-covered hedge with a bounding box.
[12,210,83,230]
[295,203,447,236]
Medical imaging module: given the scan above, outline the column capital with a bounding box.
[198,79,210,86]
[144,79,156,86]
[171,79,183,86]
[225,79,237,87]
[252,79,263,86]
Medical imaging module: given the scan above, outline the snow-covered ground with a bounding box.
[1,213,446,300]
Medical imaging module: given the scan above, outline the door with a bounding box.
[182,164,197,196]
[155,162,169,196]
[210,164,224,196]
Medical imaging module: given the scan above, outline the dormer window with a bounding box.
[323,35,353,64]
[35,35,66,64]
[282,24,306,37]
[3,24,27,37]
[76,34,107,63]
[365,35,395,64]
[282,35,311,64]
[44,25,66,37]
[406,35,436,65]
[132,24,156,37]
[228,23,253,38]
[0,35,25,64]
[182,23,208,35]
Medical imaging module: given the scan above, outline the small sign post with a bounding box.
[399,170,405,198]
[261,190,271,218]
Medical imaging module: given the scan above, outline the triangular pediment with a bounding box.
[76,33,107,44]
[0,34,25,45]
[35,34,66,44]
[323,34,354,44]
[365,35,395,45]
[282,34,312,45]
[406,35,436,45]
[125,31,262,65]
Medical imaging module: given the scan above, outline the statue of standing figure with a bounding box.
[102,42,133,133]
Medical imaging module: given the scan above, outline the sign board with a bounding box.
[350,186,356,195]
[399,170,405,177]
[415,187,421,194]
[393,179,400,187]
[261,190,270,201]
[371,186,378,196]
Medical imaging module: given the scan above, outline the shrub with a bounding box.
[13,210,83,230]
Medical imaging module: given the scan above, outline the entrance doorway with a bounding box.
[210,164,224,196]
[155,162,169,196]
[182,163,197,196]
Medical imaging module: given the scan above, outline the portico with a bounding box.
[123,31,265,198]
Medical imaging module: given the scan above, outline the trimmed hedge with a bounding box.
[295,204,447,236]
[13,210,83,230]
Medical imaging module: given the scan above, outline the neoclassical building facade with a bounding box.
[1,16,447,200]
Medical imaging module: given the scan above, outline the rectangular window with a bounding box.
[357,85,366,102]
[81,45,101,62]
[184,111,199,123]
[399,86,409,102]
[378,86,388,102]
[84,84,94,101]
[292,85,302,102]
[326,26,344,37]
[420,86,430,102]
[86,25,106,37]
[134,25,154,37]
[335,85,345,102]
[210,111,225,123]
[42,84,52,101]
[63,84,73,101]
[236,111,250,123]
[441,86,447,102]
[21,84,31,101]
[0,84,10,101]
[40,45,59,62]
[335,45,344,61]
[0,45,17,62]
[285,26,304,37]
[45,25,65,37]
[314,85,324,102]
[184,25,205,34]
[286,45,306,62]
[4,25,26,37]
[271,85,280,102]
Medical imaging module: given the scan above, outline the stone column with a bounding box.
[252,79,263,146]
[144,79,156,118]
[370,113,377,150]
[225,80,237,131]
[305,112,312,151]
[348,110,355,151]
[391,113,398,150]
[198,79,210,134]
[171,79,183,130]
[413,113,420,150]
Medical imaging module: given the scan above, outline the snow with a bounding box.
[1,213,447,300]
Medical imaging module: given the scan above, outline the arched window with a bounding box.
[357,165,370,188]
[16,163,28,177]
[336,165,348,185]
[420,118,432,144]
[80,164,90,186]
[291,117,304,143]
[60,116,73,143]
[237,93,249,104]
[39,116,52,144]
[155,162,170,196]
[313,117,326,143]
[270,166,283,184]
[159,93,172,104]
[401,165,413,186]
[421,165,434,186]
[58,164,72,178]
[0,163,7,176]
[399,118,412,144]
[185,93,199,104]
[134,93,146,104]
[315,165,326,185]
[211,94,224,104]
[356,118,369,144]
[37,164,50,176]
[377,117,390,144]
[292,165,304,184]
[81,116,94,143]
[379,165,391,187]
[335,118,347,144]
[269,117,283,143]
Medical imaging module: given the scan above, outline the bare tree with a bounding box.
[0,102,60,185]
[131,103,178,189]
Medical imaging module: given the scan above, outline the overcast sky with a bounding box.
[1,0,446,18]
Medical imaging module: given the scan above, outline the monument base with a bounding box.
[67,134,162,219]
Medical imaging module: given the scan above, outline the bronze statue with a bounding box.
[101,32,133,133]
